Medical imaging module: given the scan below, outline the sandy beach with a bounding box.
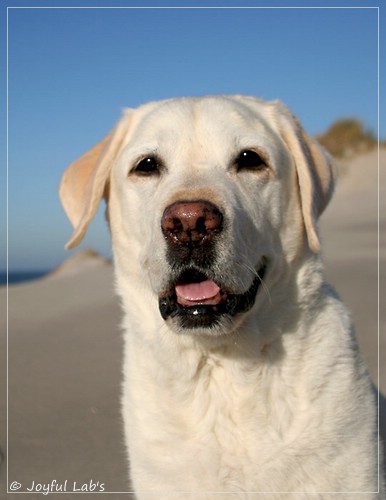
[0,149,384,498]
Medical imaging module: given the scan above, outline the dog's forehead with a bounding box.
[130,96,279,148]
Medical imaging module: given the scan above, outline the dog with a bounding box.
[60,95,383,499]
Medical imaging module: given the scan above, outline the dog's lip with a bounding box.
[158,260,267,325]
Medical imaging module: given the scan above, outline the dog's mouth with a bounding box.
[159,260,267,330]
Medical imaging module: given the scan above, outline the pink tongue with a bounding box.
[175,279,222,306]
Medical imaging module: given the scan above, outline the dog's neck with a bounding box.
[119,251,356,448]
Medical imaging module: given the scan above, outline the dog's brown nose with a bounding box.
[161,200,223,246]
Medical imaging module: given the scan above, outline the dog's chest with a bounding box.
[125,339,310,490]
[160,355,291,471]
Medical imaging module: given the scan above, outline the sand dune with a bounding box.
[0,149,384,496]
[320,149,385,392]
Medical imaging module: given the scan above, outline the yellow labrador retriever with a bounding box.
[60,95,383,499]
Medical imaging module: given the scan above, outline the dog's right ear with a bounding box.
[59,110,133,249]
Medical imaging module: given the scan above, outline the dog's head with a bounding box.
[60,95,336,336]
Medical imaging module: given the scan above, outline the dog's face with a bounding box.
[60,95,336,337]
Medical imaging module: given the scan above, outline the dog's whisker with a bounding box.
[233,259,272,305]
[256,274,272,305]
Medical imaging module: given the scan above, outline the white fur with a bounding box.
[60,96,384,499]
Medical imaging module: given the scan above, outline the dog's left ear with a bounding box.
[274,101,337,253]
[59,110,133,249]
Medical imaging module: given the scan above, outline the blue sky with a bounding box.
[1,0,384,270]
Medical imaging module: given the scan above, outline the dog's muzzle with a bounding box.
[159,200,266,330]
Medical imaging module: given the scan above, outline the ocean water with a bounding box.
[0,270,49,286]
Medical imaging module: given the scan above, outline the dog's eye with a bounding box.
[133,157,160,176]
[236,150,266,171]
